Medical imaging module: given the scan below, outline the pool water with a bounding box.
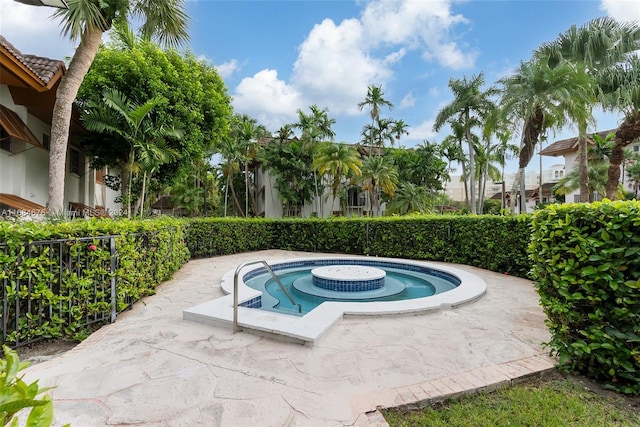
[244,265,458,316]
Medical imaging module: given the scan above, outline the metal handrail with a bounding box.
[233,260,301,333]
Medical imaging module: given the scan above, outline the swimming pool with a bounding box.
[242,259,461,315]
[184,256,487,344]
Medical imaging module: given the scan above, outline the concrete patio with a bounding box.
[24,250,555,426]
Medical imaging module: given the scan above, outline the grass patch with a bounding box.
[382,375,640,427]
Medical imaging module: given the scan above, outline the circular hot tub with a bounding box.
[311,265,386,292]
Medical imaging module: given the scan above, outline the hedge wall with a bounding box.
[186,215,532,277]
[529,201,640,394]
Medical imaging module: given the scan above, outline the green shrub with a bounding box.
[529,201,640,394]
[1,345,65,426]
[0,218,189,346]
[188,215,532,277]
[185,218,273,257]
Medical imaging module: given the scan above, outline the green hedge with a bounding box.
[187,215,532,277]
[530,201,640,394]
[186,218,273,257]
[0,218,189,345]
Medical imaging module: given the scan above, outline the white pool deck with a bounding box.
[23,250,555,427]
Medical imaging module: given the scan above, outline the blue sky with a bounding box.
[2,0,639,172]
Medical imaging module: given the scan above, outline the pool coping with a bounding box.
[183,256,487,345]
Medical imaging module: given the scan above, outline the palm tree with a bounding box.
[218,135,243,217]
[499,58,594,212]
[81,88,181,218]
[390,119,409,145]
[295,105,336,216]
[387,182,429,215]
[358,85,393,154]
[358,155,398,216]
[477,106,516,213]
[440,127,466,211]
[434,74,495,214]
[45,0,189,213]
[536,17,640,202]
[135,138,180,216]
[313,142,362,214]
[599,56,640,199]
[234,115,268,217]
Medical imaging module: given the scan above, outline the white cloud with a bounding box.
[232,0,476,126]
[599,0,640,22]
[400,92,416,108]
[0,0,76,59]
[406,119,437,144]
[361,0,476,69]
[291,18,390,116]
[232,69,303,131]
[428,87,440,97]
[216,59,240,79]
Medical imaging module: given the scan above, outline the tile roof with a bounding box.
[540,129,616,156]
[0,34,65,85]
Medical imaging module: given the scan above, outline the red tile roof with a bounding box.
[0,35,65,85]
[540,129,615,156]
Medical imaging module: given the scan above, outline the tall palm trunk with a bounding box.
[465,125,476,214]
[48,27,103,213]
[606,115,640,199]
[139,170,148,217]
[577,121,590,202]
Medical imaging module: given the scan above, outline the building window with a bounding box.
[634,145,639,152]
[96,167,106,183]
[42,134,50,150]
[0,127,11,152]
[69,148,82,175]
[347,188,365,207]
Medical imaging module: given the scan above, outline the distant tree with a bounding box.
[358,85,393,153]
[78,32,231,186]
[259,131,316,217]
[358,156,398,216]
[313,142,362,214]
[81,89,182,218]
[434,74,496,214]
[536,17,640,201]
[387,182,430,215]
[499,58,594,212]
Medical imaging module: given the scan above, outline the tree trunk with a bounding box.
[229,176,245,217]
[510,168,522,213]
[606,140,624,199]
[519,170,527,213]
[465,127,476,214]
[577,120,589,202]
[606,115,640,199]
[48,27,103,213]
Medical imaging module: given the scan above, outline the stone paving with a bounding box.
[23,250,555,426]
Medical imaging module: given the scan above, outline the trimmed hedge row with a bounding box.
[0,218,189,345]
[185,215,532,277]
[530,201,640,394]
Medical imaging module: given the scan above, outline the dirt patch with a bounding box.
[15,339,78,365]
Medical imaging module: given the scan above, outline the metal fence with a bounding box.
[0,235,121,347]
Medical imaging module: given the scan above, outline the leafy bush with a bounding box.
[0,218,189,346]
[186,218,272,257]
[1,345,64,426]
[529,201,640,394]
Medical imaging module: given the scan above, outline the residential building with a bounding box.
[540,130,640,202]
[0,35,120,218]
